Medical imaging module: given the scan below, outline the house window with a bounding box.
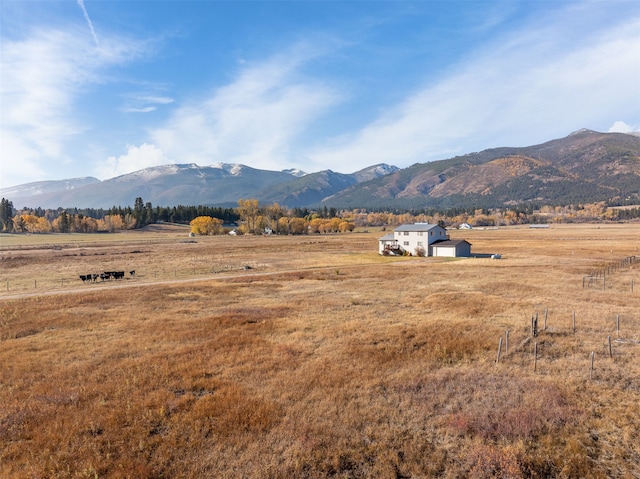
[417,241,423,247]
[403,231,409,236]
[430,231,434,236]
[417,232,423,236]
[403,241,410,246]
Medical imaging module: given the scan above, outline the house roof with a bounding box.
[378,233,395,241]
[394,223,441,233]
[431,239,472,247]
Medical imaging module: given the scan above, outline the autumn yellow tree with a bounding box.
[85,216,99,232]
[327,217,341,233]
[13,214,51,233]
[277,216,290,235]
[190,216,223,235]
[99,214,126,232]
[236,199,260,234]
[339,220,355,232]
[51,212,70,232]
[264,203,285,234]
[308,217,323,233]
[288,217,307,235]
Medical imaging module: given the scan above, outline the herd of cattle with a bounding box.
[79,271,135,283]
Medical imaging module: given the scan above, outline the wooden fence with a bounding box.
[583,255,637,291]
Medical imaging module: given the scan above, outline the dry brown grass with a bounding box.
[1,224,639,478]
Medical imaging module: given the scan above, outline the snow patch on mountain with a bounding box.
[0,177,100,199]
[352,163,400,182]
[115,164,182,182]
[283,168,307,177]
[209,162,245,175]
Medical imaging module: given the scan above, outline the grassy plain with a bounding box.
[1,223,639,478]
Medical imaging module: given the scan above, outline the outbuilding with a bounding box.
[430,239,472,258]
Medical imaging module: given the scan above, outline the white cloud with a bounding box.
[139,96,174,105]
[121,93,174,113]
[608,121,639,133]
[123,106,157,113]
[306,11,640,172]
[149,49,342,169]
[0,24,149,188]
[97,143,171,178]
[0,134,48,188]
[76,0,99,47]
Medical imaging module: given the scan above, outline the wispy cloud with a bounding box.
[147,48,342,169]
[306,8,640,172]
[138,96,174,105]
[2,1,638,189]
[121,93,174,113]
[76,0,99,47]
[0,24,150,187]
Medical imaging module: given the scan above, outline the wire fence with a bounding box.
[583,255,638,291]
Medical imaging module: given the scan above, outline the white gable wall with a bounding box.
[393,224,447,256]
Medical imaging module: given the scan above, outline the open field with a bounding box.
[1,224,639,478]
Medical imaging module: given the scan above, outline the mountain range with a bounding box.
[2,130,639,210]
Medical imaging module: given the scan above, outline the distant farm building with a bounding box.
[379,223,472,257]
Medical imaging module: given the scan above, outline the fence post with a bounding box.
[533,342,538,372]
[608,336,612,358]
[573,311,576,334]
[496,337,503,364]
[544,308,548,330]
[505,330,509,354]
[590,351,595,380]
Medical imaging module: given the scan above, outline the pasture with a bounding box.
[1,223,639,478]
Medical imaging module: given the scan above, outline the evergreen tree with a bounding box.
[58,211,70,233]
[0,198,14,232]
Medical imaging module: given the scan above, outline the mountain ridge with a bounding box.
[2,130,639,209]
[320,130,640,209]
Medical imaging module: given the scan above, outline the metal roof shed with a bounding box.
[431,239,472,257]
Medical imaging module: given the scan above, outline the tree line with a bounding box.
[1,196,640,235]
[0,197,238,233]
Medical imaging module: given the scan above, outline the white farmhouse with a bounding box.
[379,223,471,257]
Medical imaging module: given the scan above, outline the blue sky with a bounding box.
[1,0,639,189]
